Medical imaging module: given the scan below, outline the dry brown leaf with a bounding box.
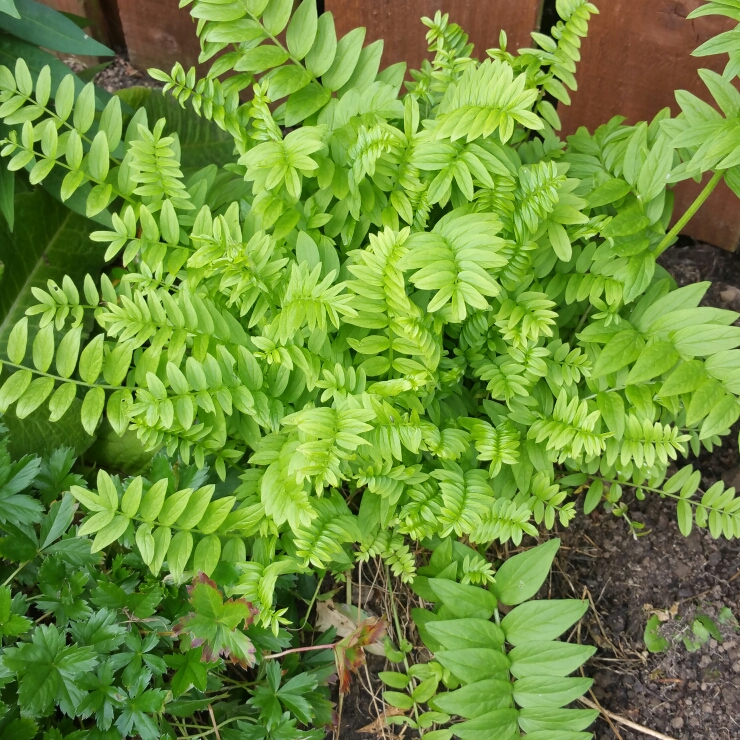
[315,599,385,656]
[358,706,406,734]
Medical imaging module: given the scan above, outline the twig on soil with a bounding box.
[578,609,624,740]
[728,567,740,583]
[586,688,625,740]
[584,587,625,659]
[579,697,680,740]
[362,661,390,740]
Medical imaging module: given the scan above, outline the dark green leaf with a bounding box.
[0,0,113,56]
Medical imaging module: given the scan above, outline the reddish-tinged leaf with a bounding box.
[334,616,388,694]
[174,572,259,668]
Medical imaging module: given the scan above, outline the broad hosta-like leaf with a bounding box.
[0,0,113,56]
[0,188,103,455]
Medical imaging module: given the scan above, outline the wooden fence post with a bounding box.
[116,0,201,72]
[325,0,544,73]
[557,0,739,251]
[36,0,122,50]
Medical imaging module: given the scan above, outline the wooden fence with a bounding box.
[37,0,740,250]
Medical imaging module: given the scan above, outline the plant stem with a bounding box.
[0,361,126,391]
[573,304,593,337]
[655,170,724,255]
[1,561,28,587]
[386,565,423,734]
[298,572,325,630]
[262,643,336,661]
[207,705,222,740]
[586,474,732,516]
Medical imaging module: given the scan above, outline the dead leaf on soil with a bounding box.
[643,602,679,622]
[316,599,385,656]
[358,706,406,734]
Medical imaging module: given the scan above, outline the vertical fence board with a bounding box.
[325,0,543,75]
[558,0,739,250]
[116,0,200,71]
[34,0,740,248]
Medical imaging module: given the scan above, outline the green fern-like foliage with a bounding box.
[1,0,740,589]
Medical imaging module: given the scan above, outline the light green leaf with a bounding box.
[435,648,510,685]
[234,44,290,73]
[48,381,76,422]
[193,535,221,576]
[78,334,104,384]
[427,579,496,619]
[284,81,331,126]
[492,538,560,605]
[502,600,588,645]
[31,323,53,372]
[512,676,593,708]
[587,178,631,208]
[626,341,679,385]
[591,330,643,378]
[6,315,27,364]
[452,709,519,740]
[518,707,598,733]
[425,618,504,650]
[430,679,513,719]
[91,513,129,552]
[677,499,693,536]
[548,221,571,261]
[286,0,317,60]
[508,642,596,678]
[139,479,169,522]
[80,385,105,435]
[305,11,337,77]
[167,530,193,582]
[322,26,365,91]
[121,477,143,518]
[378,671,410,689]
[15,376,54,418]
[262,0,292,35]
[0,0,20,19]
